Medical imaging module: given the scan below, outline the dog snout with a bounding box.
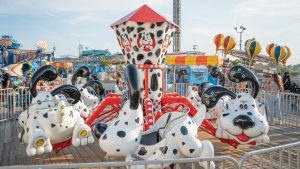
[233,115,255,130]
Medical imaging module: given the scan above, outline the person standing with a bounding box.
[1,67,11,89]
[22,73,32,87]
[264,73,284,124]
[283,72,292,92]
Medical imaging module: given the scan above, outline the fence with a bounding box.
[0,156,239,169]
[239,141,300,169]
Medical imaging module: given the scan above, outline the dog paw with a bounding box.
[72,124,94,146]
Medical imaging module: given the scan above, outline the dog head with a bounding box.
[202,65,269,144]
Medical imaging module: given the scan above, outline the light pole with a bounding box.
[234,26,246,51]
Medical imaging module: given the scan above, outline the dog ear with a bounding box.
[228,65,259,98]
[201,86,236,108]
[72,66,90,85]
[198,82,213,97]
[51,85,81,104]
[83,80,105,96]
[30,65,58,97]
[150,33,154,39]
[125,64,140,110]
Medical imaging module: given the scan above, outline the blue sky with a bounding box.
[0,0,299,64]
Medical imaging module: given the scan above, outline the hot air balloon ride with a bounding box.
[245,40,262,66]
[282,46,291,65]
[270,45,286,67]
[223,35,236,56]
[214,34,225,54]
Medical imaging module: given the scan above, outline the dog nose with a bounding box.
[233,115,255,130]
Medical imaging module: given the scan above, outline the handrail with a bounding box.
[0,156,239,169]
[239,141,300,167]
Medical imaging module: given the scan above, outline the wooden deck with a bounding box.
[0,119,300,168]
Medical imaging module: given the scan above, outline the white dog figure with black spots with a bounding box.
[17,65,94,156]
[94,65,215,169]
[111,5,178,113]
[201,65,269,144]
[71,66,105,115]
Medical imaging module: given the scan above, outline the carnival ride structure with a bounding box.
[17,5,270,168]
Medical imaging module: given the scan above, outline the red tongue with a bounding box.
[237,134,250,142]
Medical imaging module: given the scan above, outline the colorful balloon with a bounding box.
[223,35,236,55]
[270,45,286,65]
[214,34,225,52]
[244,38,255,51]
[266,43,276,56]
[246,40,261,65]
[282,46,291,65]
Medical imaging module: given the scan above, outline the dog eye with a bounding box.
[244,104,248,109]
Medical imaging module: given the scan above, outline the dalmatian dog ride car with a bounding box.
[71,66,105,114]
[17,65,94,156]
[94,65,215,169]
[201,65,269,144]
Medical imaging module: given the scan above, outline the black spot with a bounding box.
[126,26,134,34]
[137,22,144,25]
[133,46,139,52]
[122,49,126,55]
[135,117,140,124]
[158,93,161,97]
[237,95,241,98]
[150,23,155,28]
[66,126,68,128]
[83,108,87,112]
[125,122,128,125]
[69,111,74,118]
[127,53,131,60]
[133,34,137,38]
[165,25,169,33]
[116,30,120,36]
[114,120,120,126]
[102,134,107,140]
[137,27,145,33]
[135,138,138,142]
[157,30,163,37]
[235,110,238,112]
[117,131,126,138]
[223,113,230,117]
[43,113,48,118]
[189,149,195,153]
[46,95,49,98]
[182,142,185,145]
[137,54,144,61]
[173,149,178,155]
[124,112,127,115]
[48,105,51,108]
[172,133,175,137]
[180,126,188,135]
[36,126,39,129]
[26,127,29,133]
[150,74,158,91]
[51,124,56,128]
[144,60,152,64]
[247,112,253,115]
[21,120,24,123]
[260,121,263,123]
[159,146,168,154]
[60,124,62,127]
[162,58,165,63]
[155,49,161,57]
[188,121,192,125]
[157,39,163,44]
[116,149,120,152]
[156,22,163,26]
[34,116,37,119]
[147,52,153,56]
[157,72,161,77]
[252,104,255,108]
[122,28,125,32]
[132,58,136,64]
[138,147,147,156]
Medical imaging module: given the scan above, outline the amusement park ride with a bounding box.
[17,4,270,168]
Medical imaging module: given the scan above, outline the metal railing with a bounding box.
[0,156,239,169]
[239,141,300,169]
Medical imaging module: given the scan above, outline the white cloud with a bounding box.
[233,0,300,16]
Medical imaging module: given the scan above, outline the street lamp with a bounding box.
[234,26,246,51]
